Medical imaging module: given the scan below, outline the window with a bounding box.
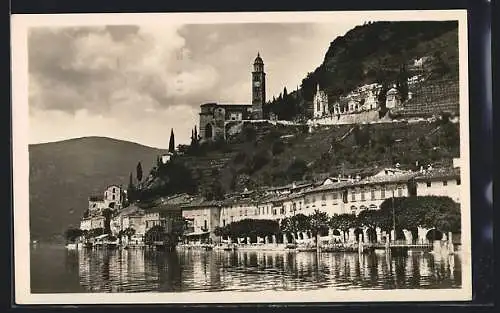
[443,180,448,186]
[223,219,226,226]
[351,191,356,201]
[321,194,327,201]
[371,189,376,200]
[204,220,208,230]
[381,187,386,198]
[397,187,403,197]
[361,190,365,201]
[456,178,461,185]
[112,195,115,200]
[426,181,432,187]
[332,192,338,200]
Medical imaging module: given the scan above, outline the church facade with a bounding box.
[199,53,266,141]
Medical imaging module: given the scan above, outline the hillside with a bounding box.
[141,119,459,199]
[29,137,167,241]
[266,20,459,119]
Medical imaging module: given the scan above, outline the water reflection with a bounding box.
[32,245,462,293]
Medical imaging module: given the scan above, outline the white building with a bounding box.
[386,85,401,109]
[414,167,461,203]
[313,84,328,118]
[103,185,123,209]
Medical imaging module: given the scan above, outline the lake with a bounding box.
[30,244,461,293]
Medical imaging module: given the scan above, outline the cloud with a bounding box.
[28,21,363,147]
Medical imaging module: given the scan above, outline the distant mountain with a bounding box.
[29,137,167,241]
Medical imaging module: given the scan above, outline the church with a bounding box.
[199,53,266,141]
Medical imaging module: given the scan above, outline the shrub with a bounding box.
[272,141,286,156]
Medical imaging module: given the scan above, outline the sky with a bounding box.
[28,21,366,149]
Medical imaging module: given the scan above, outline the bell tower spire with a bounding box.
[252,52,266,120]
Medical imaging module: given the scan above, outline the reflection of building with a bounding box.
[199,53,266,141]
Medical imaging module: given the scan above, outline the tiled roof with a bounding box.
[181,197,222,208]
[414,167,460,181]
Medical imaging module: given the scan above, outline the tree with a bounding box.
[280,217,298,243]
[286,159,309,181]
[101,208,113,234]
[136,162,143,183]
[123,227,135,239]
[293,213,311,232]
[214,226,225,242]
[379,196,461,234]
[83,209,90,218]
[169,128,175,153]
[330,213,358,242]
[65,227,83,243]
[127,172,136,202]
[144,225,167,245]
[308,209,330,248]
[396,63,409,102]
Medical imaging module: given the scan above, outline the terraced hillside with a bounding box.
[174,120,460,194]
[392,79,460,118]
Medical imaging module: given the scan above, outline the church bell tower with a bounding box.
[251,52,266,120]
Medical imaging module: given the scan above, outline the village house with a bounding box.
[181,199,222,243]
[413,167,461,203]
[103,184,124,210]
[87,195,107,215]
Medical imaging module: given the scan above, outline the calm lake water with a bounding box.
[31,244,461,293]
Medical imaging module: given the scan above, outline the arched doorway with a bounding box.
[366,228,377,243]
[426,229,443,241]
[409,227,419,244]
[205,123,213,140]
[395,228,405,241]
[354,228,364,242]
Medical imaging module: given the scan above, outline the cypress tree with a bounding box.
[127,172,135,202]
[169,128,175,153]
[136,162,143,182]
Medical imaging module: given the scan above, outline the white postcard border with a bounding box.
[11,10,472,304]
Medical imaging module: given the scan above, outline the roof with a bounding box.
[184,231,210,237]
[104,184,121,190]
[181,197,222,209]
[200,102,251,108]
[414,167,460,181]
[115,205,143,217]
[254,52,263,64]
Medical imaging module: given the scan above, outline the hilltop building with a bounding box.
[199,53,266,141]
[313,84,328,118]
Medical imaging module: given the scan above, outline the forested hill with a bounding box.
[265,20,459,120]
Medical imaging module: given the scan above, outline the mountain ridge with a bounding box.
[29,136,168,241]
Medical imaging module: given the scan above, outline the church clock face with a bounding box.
[254,81,261,87]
